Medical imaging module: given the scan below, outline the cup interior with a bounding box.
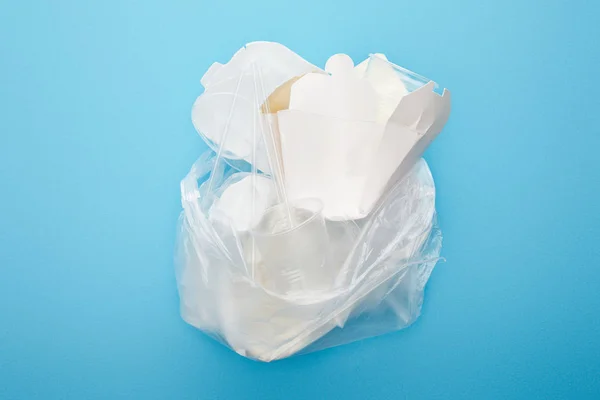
[252,198,324,237]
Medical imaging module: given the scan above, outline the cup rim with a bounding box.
[250,197,324,237]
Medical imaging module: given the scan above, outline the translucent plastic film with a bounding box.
[177,42,450,361]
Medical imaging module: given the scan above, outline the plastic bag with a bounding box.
[175,43,448,361]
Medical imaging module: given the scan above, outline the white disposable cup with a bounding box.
[251,198,332,295]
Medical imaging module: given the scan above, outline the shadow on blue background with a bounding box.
[1,1,599,399]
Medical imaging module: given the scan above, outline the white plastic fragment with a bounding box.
[209,174,277,232]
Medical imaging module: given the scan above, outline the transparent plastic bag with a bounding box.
[176,150,441,361]
[176,43,447,361]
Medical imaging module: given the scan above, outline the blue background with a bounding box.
[1,0,599,398]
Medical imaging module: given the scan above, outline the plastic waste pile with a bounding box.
[176,42,451,361]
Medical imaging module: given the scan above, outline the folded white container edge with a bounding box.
[276,53,451,220]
